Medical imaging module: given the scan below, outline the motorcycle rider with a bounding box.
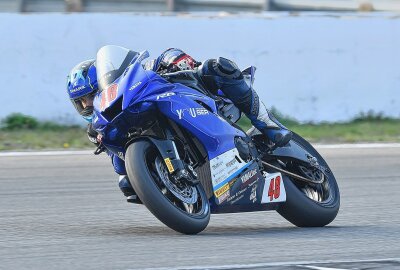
[66,48,292,202]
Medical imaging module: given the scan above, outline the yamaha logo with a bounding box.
[241,169,257,184]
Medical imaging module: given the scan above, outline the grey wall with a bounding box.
[0,13,399,124]
[0,0,268,12]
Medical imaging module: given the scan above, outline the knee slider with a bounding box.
[212,57,243,80]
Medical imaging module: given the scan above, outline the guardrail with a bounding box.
[0,0,268,12]
[271,0,400,11]
[2,0,400,12]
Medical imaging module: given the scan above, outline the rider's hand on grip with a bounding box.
[87,123,100,146]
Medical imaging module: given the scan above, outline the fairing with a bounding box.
[93,46,245,159]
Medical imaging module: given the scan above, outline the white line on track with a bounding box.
[315,143,400,149]
[0,150,93,157]
[136,258,400,270]
[303,266,349,270]
[1,143,400,157]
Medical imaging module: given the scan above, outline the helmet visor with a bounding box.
[71,92,96,117]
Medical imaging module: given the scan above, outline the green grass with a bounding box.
[1,113,400,151]
[0,113,93,151]
[0,128,93,151]
[237,117,400,143]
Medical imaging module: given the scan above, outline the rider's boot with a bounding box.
[118,175,141,204]
[112,154,140,203]
[244,93,292,147]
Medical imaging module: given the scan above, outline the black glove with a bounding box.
[87,123,99,146]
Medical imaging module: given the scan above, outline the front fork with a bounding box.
[129,130,199,186]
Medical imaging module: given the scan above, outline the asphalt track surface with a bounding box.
[1,145,400,270]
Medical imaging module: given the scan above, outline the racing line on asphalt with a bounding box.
[137,258,400,270]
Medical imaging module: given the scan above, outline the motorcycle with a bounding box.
[92,45,340,234]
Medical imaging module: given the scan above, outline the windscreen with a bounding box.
[96,45,139,92]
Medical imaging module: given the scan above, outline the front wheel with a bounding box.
[277,133,340,227]
[125,140,210,234]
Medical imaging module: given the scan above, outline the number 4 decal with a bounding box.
[268,175,281,201]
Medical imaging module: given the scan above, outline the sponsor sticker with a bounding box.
[129,81,142,91]
[229,194,244,205]
[250,183,257,203]
[218,190,230,204]
[164,158,174,173]
[226,177,259,205]
[210,148,247,188]
[196,108,209,116]
[214,183,230,198]
[69,85,86,93]
[240,169,258,184]
[212,161,223,170]
[226,158,237,168]
[241,169,258,184]
[176,108,210,120]
[229,177,238,188]
[227,186,247,203]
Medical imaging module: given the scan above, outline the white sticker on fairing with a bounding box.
[176,108,209,120]
[261,172,287,204]
[210,148,247,188]
[156,92,175,99]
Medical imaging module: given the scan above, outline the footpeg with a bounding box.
[127,194,142,204]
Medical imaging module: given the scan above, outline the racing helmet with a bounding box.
[66,60,98,121]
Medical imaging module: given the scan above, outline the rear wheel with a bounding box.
[276,133,340,227]
[125,140,210,234]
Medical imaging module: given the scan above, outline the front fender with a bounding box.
[269,138,313,164]
[125,136,184,174]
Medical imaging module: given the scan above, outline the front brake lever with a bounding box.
[94,143,106,155]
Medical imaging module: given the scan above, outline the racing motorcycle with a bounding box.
[92,45,340,234]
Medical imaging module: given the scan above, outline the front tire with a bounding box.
[277,133,340,227]
[125,140,210,234]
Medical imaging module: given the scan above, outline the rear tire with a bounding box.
[277,133,340,227]
[125,140,210,234]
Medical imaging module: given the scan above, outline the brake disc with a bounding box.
[154,157,198,204]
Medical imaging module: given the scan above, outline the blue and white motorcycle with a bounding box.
[92,45,340,234]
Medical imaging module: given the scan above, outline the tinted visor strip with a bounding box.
[99,50,138,91]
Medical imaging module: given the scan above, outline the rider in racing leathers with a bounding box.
[66,48,292,203]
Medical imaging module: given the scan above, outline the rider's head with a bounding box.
[66,60,98,122]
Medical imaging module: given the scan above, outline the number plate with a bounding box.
[261,172,287,203]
